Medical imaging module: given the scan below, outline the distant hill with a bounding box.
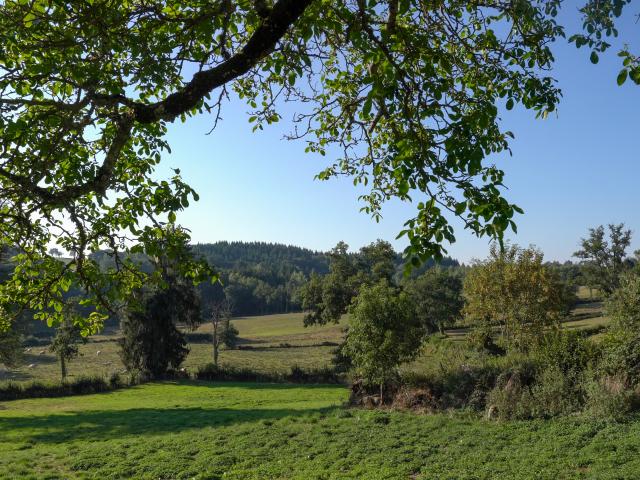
[192,241,459,316]
[192,241,329,277]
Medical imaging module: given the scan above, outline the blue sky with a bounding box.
[157,6,639,263]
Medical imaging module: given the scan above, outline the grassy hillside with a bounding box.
[2,381,640,479]
[1,313,347,385]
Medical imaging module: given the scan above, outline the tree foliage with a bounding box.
[301,240,397,325]
[573,224,632,296]
[49,304,87,380]
[569,0,639,85]
[0,0,580,326]
[404,268,463,335]
[463,244,570,351]
[343,281,423,392]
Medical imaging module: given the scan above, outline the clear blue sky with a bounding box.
[157,6,639,264]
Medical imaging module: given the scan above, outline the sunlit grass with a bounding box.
[2,381,640,479]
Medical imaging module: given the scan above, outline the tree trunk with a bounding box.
[212,319,219,367]
[60,355,67,381]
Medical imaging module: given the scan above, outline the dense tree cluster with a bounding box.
[193,242,328,316]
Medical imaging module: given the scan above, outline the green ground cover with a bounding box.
[2,381,640,479]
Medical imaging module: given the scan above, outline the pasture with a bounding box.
[2,381,640,479]
[1,313,347,385]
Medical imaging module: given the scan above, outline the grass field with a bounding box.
[2,381,640,479]
[0,313,347,385]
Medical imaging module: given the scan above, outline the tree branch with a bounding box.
[133,0,313,124]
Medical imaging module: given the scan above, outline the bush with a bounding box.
[598,332,640,387]
[485,364,537,420]
[466,327,505,356]
[0,373,142,401]
[533,330,599,375]
[195,363,344,384]
[528,366,584,418]
[585,374,640,420]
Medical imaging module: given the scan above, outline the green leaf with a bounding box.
[168,211,176,223]
[617,69,628,86]
[590,51,599,64]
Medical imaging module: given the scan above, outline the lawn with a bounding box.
[2,381,640,479]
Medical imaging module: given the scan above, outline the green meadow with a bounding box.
[2,381,640,479]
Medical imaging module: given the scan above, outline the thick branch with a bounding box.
[133,0,313,123]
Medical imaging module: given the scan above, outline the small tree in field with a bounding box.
[404,268,463,335]
[464,244,569,352]
[574,224,632,296]
[205,298,237,366]
[50,307,86,381]
[344,282,423,400]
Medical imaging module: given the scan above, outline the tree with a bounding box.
[463,244,569,352]
[574,224,632,296]
[357,240,397,284]
[119,236,202,378]
[404,268,463,335]
[49,305,87,380]
[343,281,423,400]
[301,242,356,326]
[1,0,588,326]
[606,270,640,334]
[0,325,22,369]
[206,298,235,367]
[569,0,640,85]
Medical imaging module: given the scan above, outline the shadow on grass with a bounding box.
[0,370,33,382]
[1,406,339,444]
[0,381,345,444]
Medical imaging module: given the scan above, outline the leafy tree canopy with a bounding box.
[463,244,571,351]
[0,0,635,328]
[573,224,633,296]
[404,268,464,335]
[343,281,423,391]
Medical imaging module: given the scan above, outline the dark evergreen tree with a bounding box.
[119,281,201,378]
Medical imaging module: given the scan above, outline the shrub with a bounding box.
[0,374,142,401]
[598,332,640,387]
[528,366,584,418]
[533,330,599,375]
[195,363,344,384]
[466,326,505,356]
[485,364,537,420]
[585,374,640,420]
